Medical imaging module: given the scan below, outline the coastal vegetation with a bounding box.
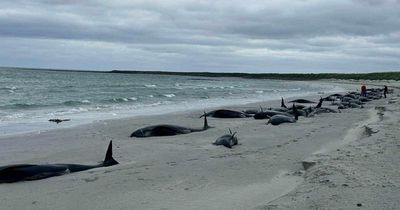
[2,67,399,81]
[110,70,400,81]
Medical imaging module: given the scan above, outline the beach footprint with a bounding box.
[82,176,99,183]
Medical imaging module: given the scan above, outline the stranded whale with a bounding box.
[267,114,297,125]
[130,114,210,137]
[213,129,238,148]
[288,99,316,104]
[0,141,118,183]
[201,109,250,118]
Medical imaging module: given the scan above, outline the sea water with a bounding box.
[0,68,344,136]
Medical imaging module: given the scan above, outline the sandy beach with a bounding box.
[0,81,399,210]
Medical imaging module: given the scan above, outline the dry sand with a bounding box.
[0,81,398,210]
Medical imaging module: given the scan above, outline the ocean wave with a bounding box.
[3,86,17,90]
[114,98,129,102]
[108,97,138,103]
[1,113,25,121]
[288,88,301,91]
[63,100,91,106]
[50,105,110,116]
[70,107,89,112]
[1,100,92,110]
[149,101,163,106]
[163,94,176,98]
[1,86,17,93]
[144,84,157,88]
[0,103,39,109]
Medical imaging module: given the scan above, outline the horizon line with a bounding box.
[1,66,399,75]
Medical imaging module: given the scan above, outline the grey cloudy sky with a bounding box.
[0,0,399,72]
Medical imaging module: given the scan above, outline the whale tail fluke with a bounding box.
[200,110,208,118]
[103,141,119,167]
[203,112,210,130]
[228,128,237,137]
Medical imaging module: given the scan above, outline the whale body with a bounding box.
[0,141,118,183]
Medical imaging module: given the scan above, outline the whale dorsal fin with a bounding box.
[281,97,287,108]
[293,103,299,120]
[103,141,119,167]
[316,97,323,108]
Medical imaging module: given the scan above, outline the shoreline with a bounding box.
[0,80,348,138]
[1,81,398,210]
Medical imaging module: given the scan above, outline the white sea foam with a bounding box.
[150,101,163,106]
[6,86,17,90]
[164,94,176,98]
[144,84,157,88]
[112,97,134,102]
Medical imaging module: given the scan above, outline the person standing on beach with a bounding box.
[384,85,388,98]
[361,84,367,97]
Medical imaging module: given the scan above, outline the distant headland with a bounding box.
[110,70,400,81]
[1,66,399,81]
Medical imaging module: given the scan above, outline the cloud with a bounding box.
[0,0,399,72]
